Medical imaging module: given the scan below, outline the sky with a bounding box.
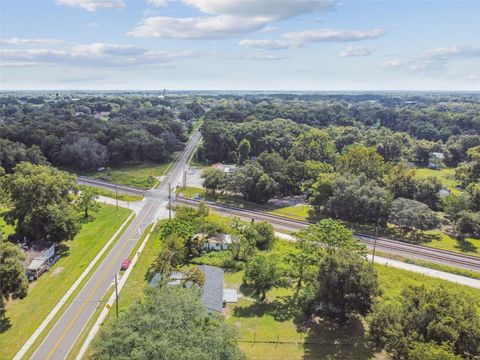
[0,0,479,91]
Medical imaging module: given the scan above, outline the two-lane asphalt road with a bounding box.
[30,130,202,360]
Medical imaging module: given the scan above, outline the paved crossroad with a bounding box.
[30,130,202,360]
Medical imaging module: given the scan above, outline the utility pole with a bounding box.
[114,274,119,320]
[183,166,187,189]
[168,182,172,221]
[115,185,118,213]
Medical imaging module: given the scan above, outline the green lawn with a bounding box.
[414,167,460,193]
[81,185,143,202]
[422,230,480,257]
[268,205,311,221]
[83,162,171,189]
[0,204,131,360]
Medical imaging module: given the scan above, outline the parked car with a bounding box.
[48,255,61,266]
[121,258,132,270]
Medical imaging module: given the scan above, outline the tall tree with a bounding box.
[92,286,245,359]
[315,250,379,321]
[3,163,79,244]
[201,167,225,194]
[389,198,439,233]
[0,238,28,319]
[338,145,385,180]
[76,187,100,219]
[237,138,251,165]
[243,253,281,301]
[292,129,337,163]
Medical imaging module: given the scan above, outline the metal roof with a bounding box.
[27,257,47,271]
[198,265,224,313]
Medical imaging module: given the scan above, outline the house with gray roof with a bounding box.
[149,265,238,314]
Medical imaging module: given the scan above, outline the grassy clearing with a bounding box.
[83,162,171,189]
[81,185,143,202]
[0,204,131,360]
[0,208,14,236]
[415,167,460,193]
[268,205,311,221]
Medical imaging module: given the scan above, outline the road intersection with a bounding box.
[25,130,202,360]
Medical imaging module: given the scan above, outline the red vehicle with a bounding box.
[121,258,132,270]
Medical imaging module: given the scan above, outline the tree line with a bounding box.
[0,96,193,171]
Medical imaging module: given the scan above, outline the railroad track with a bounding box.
[77,176,145,195]
[176,196,480,272]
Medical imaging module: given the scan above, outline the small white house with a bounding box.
[202,234,235,251]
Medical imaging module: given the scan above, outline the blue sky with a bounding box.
[1,0,479,90]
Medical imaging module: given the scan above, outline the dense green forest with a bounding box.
[0,94,196,171]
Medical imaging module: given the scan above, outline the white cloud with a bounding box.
[339,45,379,57]
[0,38,69,46]
[240,28,385,50]
[89,22,99,27]
[246,53,288,61]
[261,26,278,33]
[283,28,385,43]
[55,0,126,12]
[129,0,335,39]
[147,0,168,7]
[183,0,334,19]
[238,39,300,50]
[0,42,199,67]
[383,45,480,72]
[128,15,270,39]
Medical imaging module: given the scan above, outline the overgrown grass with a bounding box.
[83,162,171,189]
[0,204,131,360]
[373,250,480,280]
[415,166,460,193]
[81,185,143,202]
[375,264,480,301]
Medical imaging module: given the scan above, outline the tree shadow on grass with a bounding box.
[233,290,375,359]
[455,238,478,253]
[393,229,441,245]
[0,316,11,333]
[56,243,70,258]
[300,316,374,360]
[233,294,305,323]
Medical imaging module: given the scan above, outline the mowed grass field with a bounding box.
[84,162,171,189]
[0,204,131,360]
